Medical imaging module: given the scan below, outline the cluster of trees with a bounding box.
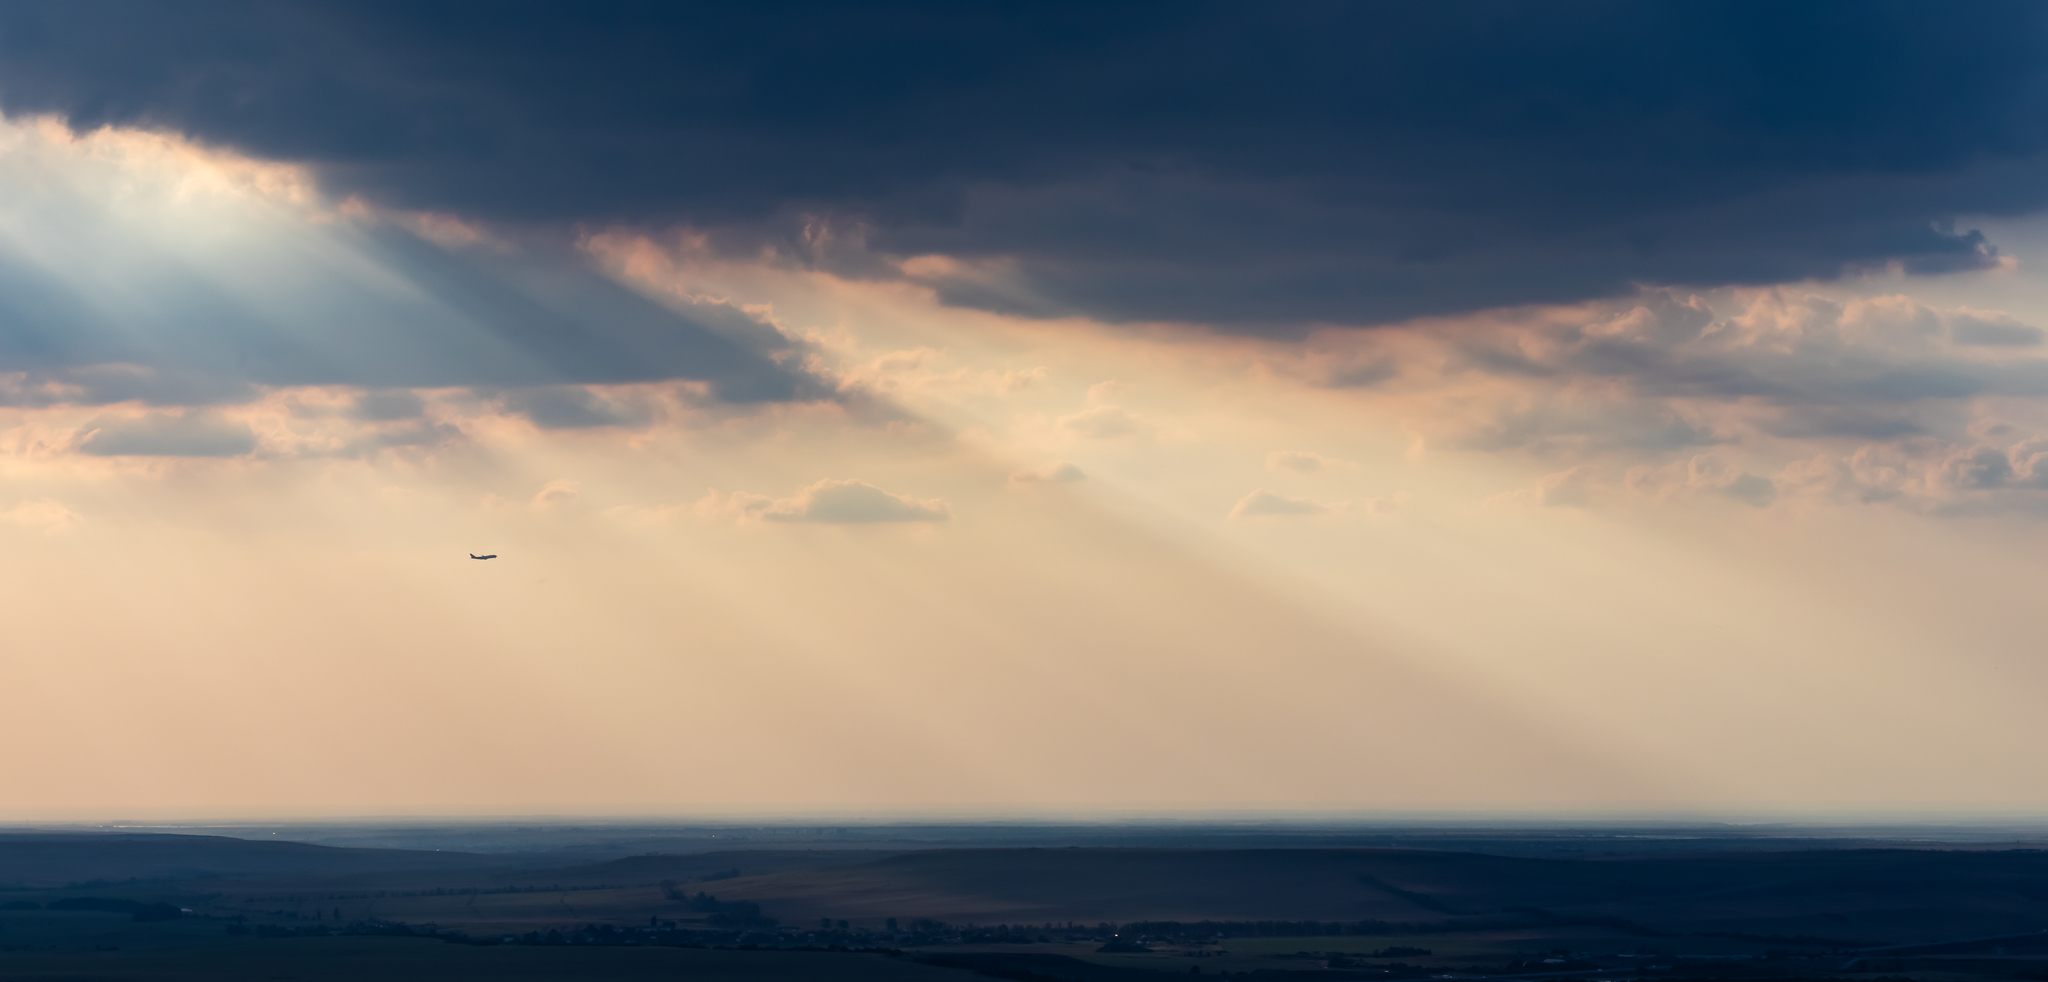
[659,882,776,928]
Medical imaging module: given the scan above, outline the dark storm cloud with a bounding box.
[1,1,2045,331]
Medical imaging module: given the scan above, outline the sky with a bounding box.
[4,2,2048,820]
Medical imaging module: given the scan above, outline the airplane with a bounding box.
[469,553,497,560]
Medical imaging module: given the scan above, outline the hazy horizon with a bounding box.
[17,809,2048,829]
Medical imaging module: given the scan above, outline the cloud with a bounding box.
[350,389,425,420]
[1519,292,2048,408]
[1322,359,1402,389]
[1626,454,1777,507]
[532,479,580,507]
[1266,450,1357,473]
[500,386,651,429]
[2,5,2043,330]
[1058,405,1148,439]
[1763,436,2048,515]
[1698,432,2048,515]
[3,499,80,533]
[1229,489,1333,519]
[1488,467,1598,510]
[0,364,257,409]
[1757,408,1923,441]
[346,419,462,453]
[75,413,256,457]
[1378,289,2048,468]
[1358,492,1412,517]
[1011,462,1087,484]
[710,479,951,524]
[1952,313,2045,347]
[1449,401,1717,456]
[1937,445,2016,491]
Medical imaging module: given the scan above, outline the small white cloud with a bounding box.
[1011,462,1087,485]
[1058,404,1148,439]
[705,479,950,524]
[1085,379,1128,403]
[1530,466,1596,507]
[1229,489,1334,519]
[1266,450,1359,473]
[532,479,580,507]
[4,499,81,534]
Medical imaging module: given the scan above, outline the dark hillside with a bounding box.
[524,849,904,885]
[0,834,504,887]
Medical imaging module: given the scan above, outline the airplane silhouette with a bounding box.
[469,553,497,560]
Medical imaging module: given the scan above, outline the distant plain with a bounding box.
[6,822,2048,981]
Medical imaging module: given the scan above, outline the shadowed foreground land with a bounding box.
[7,828,2048,981]
[0,935,969,982]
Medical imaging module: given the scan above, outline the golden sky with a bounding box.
[1,117,2045,820]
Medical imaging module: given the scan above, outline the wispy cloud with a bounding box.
[1266,450,1358,473]
[1229,489,1335,519]
[1011,462,1087,485]
[701,479,951,524]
